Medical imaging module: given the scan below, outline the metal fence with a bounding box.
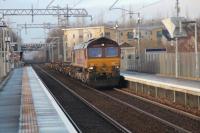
[121,52,200,79]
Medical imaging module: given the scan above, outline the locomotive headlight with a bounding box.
[89,66,96,72]
[112,65,120,71]
[89,66,94,70]
[115,66,119,69]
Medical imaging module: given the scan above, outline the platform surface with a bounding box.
[0,68,23,133]
[0,67,77,133]
[121,71,200,96]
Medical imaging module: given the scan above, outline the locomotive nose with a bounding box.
[100,64,108,72]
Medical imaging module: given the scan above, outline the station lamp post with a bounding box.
[136,13,141,71]
[113,22,119,44]
[115,12,142,71]
[128,12,141,71]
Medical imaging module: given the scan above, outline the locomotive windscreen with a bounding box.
[88,48,103,58]
[105,47,118,57]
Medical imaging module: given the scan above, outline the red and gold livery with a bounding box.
[51,37,121,88]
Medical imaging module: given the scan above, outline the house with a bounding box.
[63,26,135,61]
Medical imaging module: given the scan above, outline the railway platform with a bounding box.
[121,71,200,110]
[0,66,78,133]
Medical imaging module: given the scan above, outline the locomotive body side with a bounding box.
[72,48,87,68]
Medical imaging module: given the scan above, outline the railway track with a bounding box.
[33,65,129,133]
[34,65,200,133]
[115,89,200,121]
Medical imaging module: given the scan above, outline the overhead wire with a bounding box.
[133,0,164,12]
[110,0,164,13]
[73,0,82,8]
[46,0,56,9]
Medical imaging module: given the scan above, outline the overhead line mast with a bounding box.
[176,0,180,17]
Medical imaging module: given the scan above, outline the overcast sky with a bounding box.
[0,0,200,43]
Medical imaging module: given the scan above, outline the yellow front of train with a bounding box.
[87,58,120,77]
[86,43,121,87]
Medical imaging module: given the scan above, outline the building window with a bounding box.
[105,32,110,38]
[127,32,133,39]
[87,33,92,39]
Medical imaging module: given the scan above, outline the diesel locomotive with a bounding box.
[51,37,121,88]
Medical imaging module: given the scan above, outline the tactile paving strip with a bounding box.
[19,68,39,133]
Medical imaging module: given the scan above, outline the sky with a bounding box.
[0,0,200,43]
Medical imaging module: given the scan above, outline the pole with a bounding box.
[175,38,178,78]
[117,25,120,44]
[114,22,119,44]
[48,44,51,62]
[6,41,10,73]
[63,35,67,62]
[176,0,180,18]
[66,4,69,26]
[52,44,54,62]
[18,28,22,51]
[175,0,180,78]
[137,13,141,71]
[57,6,60,25]
[3,28,6,76]
[194,23,199,77]
[57,39,60,61]
[115,27,118,44]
